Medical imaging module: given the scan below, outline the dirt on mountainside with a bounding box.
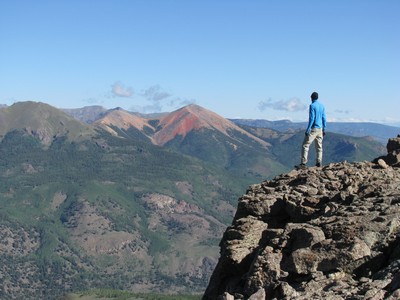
[203,136,400,300]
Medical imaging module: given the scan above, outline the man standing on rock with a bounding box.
[297,92,327,169]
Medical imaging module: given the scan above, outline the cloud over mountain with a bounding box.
[141,85,172,102]
[258,97,306,112]
[132,85,196,113]
[111,82,134,98]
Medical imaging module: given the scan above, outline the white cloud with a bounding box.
[141,85,171,102]
[258,97,306,112]
[111,82,133,98]
[167,97,196,107]
[335,109,351,114]
[329,116,400,125]
[108,82,196,113]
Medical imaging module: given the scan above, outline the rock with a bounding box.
[219,292,234,300]
[203,137,400,300]
[387,135,400,154]
[374,135,400,167]
[276,281,299,299]
[248,288,266,300]
[377,158,388,169]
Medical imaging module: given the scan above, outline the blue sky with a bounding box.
[1,0,399,124]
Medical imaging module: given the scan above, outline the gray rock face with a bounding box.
[383,135,400,167]
[203,136,400,300]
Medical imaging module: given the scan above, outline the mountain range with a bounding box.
[59,104,400,145]
[0,101,387,299]
[69,103,395,177]
[231,118,400,145]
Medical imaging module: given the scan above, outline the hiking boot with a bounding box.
[295,163,306,170]
[316,162,321,167]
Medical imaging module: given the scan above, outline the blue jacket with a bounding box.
[306,100,326,134]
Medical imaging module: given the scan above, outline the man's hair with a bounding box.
[311,92,318,100]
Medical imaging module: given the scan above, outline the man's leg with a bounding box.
[301,131,316,165]
[315,129,323,165]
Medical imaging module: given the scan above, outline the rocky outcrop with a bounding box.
[374,135,400,168]
[204,136,400,300]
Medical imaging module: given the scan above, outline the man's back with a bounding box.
[307,100,326,132]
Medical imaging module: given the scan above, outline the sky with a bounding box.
[1,0,399,124]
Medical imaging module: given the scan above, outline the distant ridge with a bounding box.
[231,118,400,144]
[62,105,107,123]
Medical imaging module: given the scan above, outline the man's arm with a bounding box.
[322,108,327,129]
[305,105,315,134]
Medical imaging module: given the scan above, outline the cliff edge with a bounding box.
[203,136,400,300]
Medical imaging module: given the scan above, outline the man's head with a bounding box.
[311,92,318,101]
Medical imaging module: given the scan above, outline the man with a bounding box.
[297,92,327,169]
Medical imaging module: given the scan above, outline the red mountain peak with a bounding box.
[153,104,269,147]
[152,104,231,145]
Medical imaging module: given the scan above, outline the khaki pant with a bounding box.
[301,128,323,165]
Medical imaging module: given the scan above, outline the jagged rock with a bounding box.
[248,288,266,300]
[203,137,400,300]
[375,135,400,167]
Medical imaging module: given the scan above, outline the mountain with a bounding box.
[93,107,155,143]
[151,105,282,178]
[203,136,400,299]
[94,104,269,147]
[93,104,284,180]
[0,101,387,299]
[231,119,400,144]
[152,104,269,147]
[0,101,95,145]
